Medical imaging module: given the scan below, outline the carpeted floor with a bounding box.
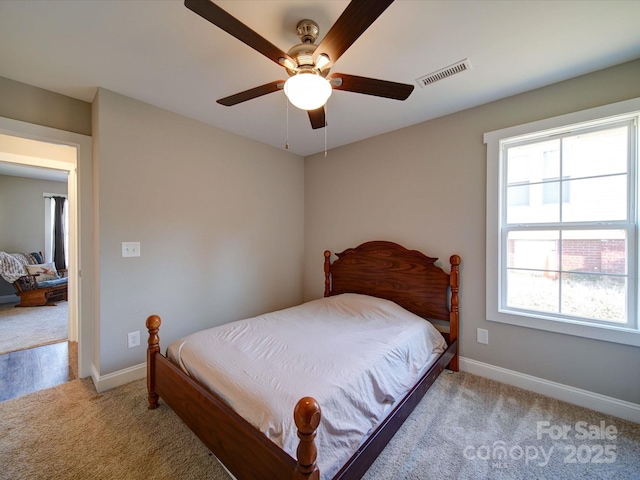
[0,301,68,354]
[362,372,640,479]
[0,376,225,480]
[0,371,638,479]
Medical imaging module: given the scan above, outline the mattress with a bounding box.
[167,293,446,479]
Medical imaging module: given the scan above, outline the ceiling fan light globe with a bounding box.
[284,73,332,111]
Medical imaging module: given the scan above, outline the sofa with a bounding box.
[0,252,68,307]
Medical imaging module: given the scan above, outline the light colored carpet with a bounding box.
[0,301,68,354]
[362,372,640,479]
[0,372,638,480]
[0,377,225,480]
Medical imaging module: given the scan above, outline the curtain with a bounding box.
[53,196,66,271]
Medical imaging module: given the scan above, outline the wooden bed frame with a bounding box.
[146,241,460,479]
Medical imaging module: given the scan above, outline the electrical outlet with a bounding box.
[477,328,489,345]
[127,331,140,348]
[122,242,141,257]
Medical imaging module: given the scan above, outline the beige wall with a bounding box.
[2,55,639,403]
[0,77,305,381]
[0,175,67,296]
[0,77,91,136]
[92,89,305,375]
[304,59,640,404]
[0,175,67,253]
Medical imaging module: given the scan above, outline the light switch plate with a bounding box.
[122,242,140,257]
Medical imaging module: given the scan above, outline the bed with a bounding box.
[146,240,460,479]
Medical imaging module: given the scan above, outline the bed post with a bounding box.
[448,255,461,372]
[293,397,321,480]
[146,314,161,410]
[323,250,331,297]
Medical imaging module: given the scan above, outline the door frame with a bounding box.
[0,116,93,378]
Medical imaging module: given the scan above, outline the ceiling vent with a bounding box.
[416,59,472,88]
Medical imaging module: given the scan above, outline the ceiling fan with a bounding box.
[184,0,414,130]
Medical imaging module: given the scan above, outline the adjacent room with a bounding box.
[0,1,638,479]
[0,167,76,401]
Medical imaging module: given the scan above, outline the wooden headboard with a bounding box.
[324,241,460,343]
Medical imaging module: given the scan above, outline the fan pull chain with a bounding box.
[285,98,290,150]
[324,102,328,157]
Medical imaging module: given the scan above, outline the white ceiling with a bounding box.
[0,0,639,157]
[0,161,68,183]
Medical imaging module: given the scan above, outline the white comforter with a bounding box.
[167,293,446,479]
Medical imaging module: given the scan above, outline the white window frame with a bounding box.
[485,97,640,347]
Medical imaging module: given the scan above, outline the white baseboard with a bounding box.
[90,362,146,393]
[459,356,640,424]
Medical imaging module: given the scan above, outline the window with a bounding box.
[485,98,640,347]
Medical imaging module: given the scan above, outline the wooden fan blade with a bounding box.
[185,0,293,67]
[313,0,394,68]
[329,73,414,100]
[308,107,326,130]
[217,81,285,106]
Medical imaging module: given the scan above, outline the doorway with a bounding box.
[0,116,93,384]
[0,156,76,400]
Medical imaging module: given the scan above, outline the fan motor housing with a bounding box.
[286,43,329,77]
[284,19,330,78]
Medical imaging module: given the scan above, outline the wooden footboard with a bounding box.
[146,315,319,479]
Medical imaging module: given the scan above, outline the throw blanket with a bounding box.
[0,252,38,283]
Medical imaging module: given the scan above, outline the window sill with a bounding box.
[488,309,640,347]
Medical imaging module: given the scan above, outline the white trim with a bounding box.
[91,362,146,393]
[44,197,53,263]
[459,356,640,424]
[487,314,640,346]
